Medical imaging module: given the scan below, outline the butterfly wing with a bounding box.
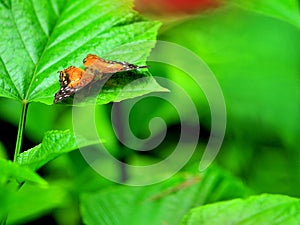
[83,54,149,75]
[54,66,94,103]
[54,54,148,103]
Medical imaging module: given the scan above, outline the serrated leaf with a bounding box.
[0,0,162,105]
[79,166,250,225]
[230,0,300,29]
[0,158,46,185]
[16,129,98,171]
[181,194,300,225]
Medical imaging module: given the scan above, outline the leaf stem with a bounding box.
[1,101,28,225]
[13,100,28,162]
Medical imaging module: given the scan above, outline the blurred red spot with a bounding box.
[135,0,221,15]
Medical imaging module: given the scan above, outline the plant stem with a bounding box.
[13,100,28,162]
[0,102,28,225]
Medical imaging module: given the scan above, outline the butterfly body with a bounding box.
[54,54,148,103]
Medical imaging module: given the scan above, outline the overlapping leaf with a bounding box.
[181,194,300,225]
[0,0,162,105]
[16,129,98,171]
[0,158,46,184]
[80,166,250,225]
[2,183,67,225]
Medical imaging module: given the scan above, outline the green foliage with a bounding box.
[0,0,300,224]
[16,130,99,171]
[159,4,300,146]
[158,0,300,195]
[181,194,300,225]
[0,0,162,105]
[0,158,46,185]
[3,183,67,225]
[80,166,250,225]
[0,0,163,224]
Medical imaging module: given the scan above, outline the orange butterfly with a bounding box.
[54,54,148,103]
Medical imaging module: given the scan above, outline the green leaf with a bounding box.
[80,166,250,225]
[0,183,14,219]
[192,165,251,204]
[16,129,98,171]
[0,0,162,105]
[230,0,300,29]
[5,183,67,225]
[0,158,46,185]
[62,70,168,105]
[181,194,300,225]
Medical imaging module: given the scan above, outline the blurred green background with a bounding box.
[0,0,300,224]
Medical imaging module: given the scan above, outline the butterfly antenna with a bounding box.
[137,65,150,69]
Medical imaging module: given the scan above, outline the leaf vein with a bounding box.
[55,0,101,28]
[35,22,124,78]
[0,55,22,99]
[24,0,68,101]
[11,9,35,67]
[49,0,59,17]
[48,2,126,51]
[30,0,48,36]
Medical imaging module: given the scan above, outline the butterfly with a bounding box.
[54,54,148,103]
